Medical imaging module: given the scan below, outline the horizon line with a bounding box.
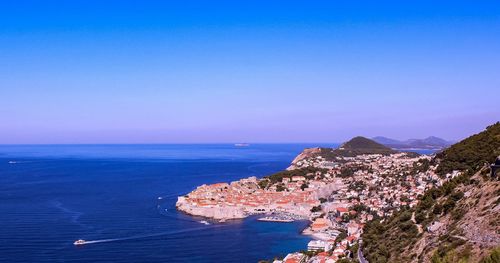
[0,142,343,146]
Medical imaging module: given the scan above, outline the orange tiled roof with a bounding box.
[337,207,348,212]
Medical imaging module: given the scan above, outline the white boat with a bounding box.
[234,143,250,147]
[73,239,86,245]
[199,220,210,225]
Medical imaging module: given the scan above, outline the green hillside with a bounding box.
[435,122,500,176]
[362,122,500,263]
[332,136,397,157]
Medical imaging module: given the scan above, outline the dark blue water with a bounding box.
[0,144,338,263]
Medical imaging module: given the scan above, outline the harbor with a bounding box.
[257,213,305,223]
[257,217,293,223]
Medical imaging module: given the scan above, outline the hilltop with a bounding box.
[362,122,500,263]
[339,136,396,154]
[292,137,397,165]
[321,136,397,159]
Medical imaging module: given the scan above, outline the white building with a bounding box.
[307,240,332,252]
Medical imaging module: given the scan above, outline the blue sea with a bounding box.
[0,144,339,263]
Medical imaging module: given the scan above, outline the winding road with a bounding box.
[358,240,369,263]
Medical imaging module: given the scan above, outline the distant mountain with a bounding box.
[419,136,450,146]
[372,136,403,145]
[372,136,452,150]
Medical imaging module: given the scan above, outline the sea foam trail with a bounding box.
[156,204,207,224]
[78,225,222,245]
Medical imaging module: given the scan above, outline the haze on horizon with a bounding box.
[1,1,499,144]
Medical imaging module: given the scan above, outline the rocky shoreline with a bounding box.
[176,197,247,220]
[174,174,337,221]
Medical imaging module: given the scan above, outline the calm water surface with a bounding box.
[0,144,339,263]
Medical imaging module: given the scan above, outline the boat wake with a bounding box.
[75,225,221,245]
[74,200,219,246]
[8,161,27,164]
[49,200,90,229]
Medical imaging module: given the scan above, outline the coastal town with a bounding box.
[176,138,448,262]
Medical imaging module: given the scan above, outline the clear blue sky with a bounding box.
[1,1,499,144]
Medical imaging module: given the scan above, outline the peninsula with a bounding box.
[177,137,439,222]
[176,136,445,261]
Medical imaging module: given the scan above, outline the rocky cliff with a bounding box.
[288,147,322,168]
[176,196,247,220]
[411,171,500,262]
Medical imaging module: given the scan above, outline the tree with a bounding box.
[276,184,286,192]
[310,205,322,213]
[433,204,443,215]
[335,230,347,243]
[442,198,456,214]
[480,247,500,263]
[258,180,269,189]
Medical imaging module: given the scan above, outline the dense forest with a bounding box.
[435,122,500,176]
